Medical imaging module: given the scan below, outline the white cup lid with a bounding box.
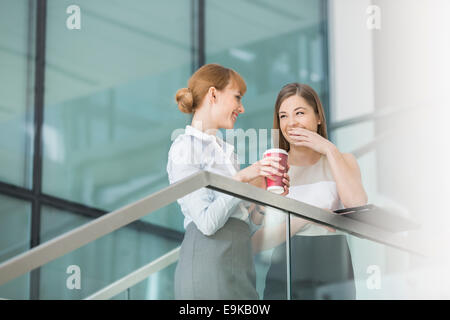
[263,148,288,156]
[267,186,284,194]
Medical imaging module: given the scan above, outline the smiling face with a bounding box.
[212,81,245,129]
[273,83,328,151]
[278,95,321,145]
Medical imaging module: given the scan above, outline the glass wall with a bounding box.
[206,0,329,166]
[0,0,35,189]
[0,0,331,300]
[42,0,192,231]
[0,0,35,300]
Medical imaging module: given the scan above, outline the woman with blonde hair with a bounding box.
[167,64,290,299]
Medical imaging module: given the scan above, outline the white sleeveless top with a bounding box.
[287,154,345,236]
[265,154,344,236]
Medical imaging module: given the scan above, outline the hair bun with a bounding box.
[175,88,194,113]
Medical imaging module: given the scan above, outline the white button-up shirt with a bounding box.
[167,125,249,236]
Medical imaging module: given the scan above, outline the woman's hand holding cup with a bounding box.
[233,149,290,195]
[262,149,289,195]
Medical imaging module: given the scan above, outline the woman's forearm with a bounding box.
[326,145,368,207]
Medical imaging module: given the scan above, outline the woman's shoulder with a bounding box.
[168,132,210,167]
[323,152,361,181]
[169,131,203,151]
[168,133,187,157]
[169,132,188,148]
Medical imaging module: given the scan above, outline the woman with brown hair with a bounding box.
[167,64,290,299]
[262,83,368,300]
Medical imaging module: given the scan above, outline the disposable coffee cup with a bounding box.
[262,148,288,194]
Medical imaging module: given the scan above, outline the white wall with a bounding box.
[372,0,450,298]
[328,0,374,122]
[328,0,450,299]
[328,0,377,300]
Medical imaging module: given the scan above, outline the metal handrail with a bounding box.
[0,170,423,287]
[0,171,207,286]
[84,135,417,300]
[84,247,180,300]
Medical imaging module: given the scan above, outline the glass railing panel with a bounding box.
[3,174,431,300]
[0,194,184,299]
[106,189,292,300]
[345,232,436,299]
[286,213,358,300]
[287,212,432,300]
[39,206,182,300]
[111,263,177,300]
[253,204,290,300]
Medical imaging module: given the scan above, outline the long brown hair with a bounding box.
[175,63,246,114]
[273,83,328,152]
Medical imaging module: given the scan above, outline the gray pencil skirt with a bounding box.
[174,218,259,300]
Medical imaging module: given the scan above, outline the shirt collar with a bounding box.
[185,125,216,142]
[184,125,235,157]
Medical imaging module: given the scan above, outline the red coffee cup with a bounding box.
[262,148,288,194]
